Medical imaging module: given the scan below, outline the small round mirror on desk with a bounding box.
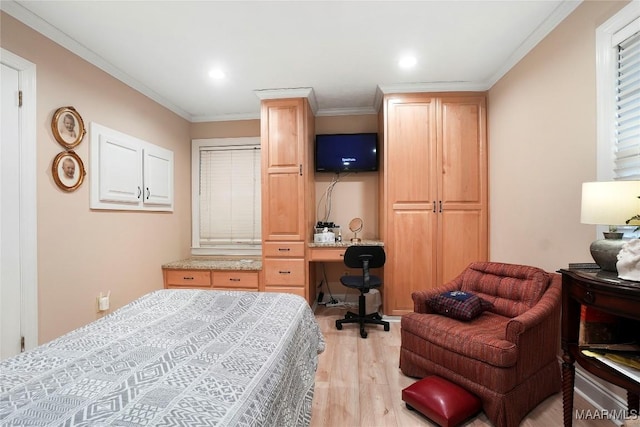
[349,217,363,243]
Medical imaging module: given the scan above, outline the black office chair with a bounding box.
[335,245,390,338]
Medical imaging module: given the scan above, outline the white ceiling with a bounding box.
[2,0,581,122]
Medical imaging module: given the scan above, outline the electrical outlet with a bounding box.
[97,291,110,312]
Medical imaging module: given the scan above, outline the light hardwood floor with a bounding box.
[310,305,616,427]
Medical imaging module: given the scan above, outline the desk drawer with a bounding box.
[263,242,305,258]
[570,285,640,318]
[264,259,305,286]
[212,271,259,289]
[165,270,211,287]
[309,247,346,262]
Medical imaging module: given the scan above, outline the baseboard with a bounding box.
[575,366,628,426]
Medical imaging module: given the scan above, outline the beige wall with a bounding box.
[190,119,260,139]
[1,13,192,343]
[487,0,629,272]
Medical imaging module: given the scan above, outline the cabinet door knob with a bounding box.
[137,186,142,199]
[279,270,291,274]
[146,187,150,200]
[584,291,595,304]
[278,248,290,252]
[183,276,194,280]
[229,278,240,282]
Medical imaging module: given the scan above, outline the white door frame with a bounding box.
[1,48,38,351]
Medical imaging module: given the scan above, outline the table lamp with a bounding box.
[581,181,640,272]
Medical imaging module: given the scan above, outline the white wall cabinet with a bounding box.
[90,122,174,211]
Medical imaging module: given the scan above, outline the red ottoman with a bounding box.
[402,376,481,427]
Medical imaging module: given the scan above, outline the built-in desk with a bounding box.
[308,240,384,305]
[308,240,384,262]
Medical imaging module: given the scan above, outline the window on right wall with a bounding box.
[596,1,640,236]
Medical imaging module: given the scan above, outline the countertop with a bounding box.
[163,241,383,269]
[162,256,262,271]
[308,239,384,248]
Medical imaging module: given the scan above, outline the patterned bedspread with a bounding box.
[0,290,325,426]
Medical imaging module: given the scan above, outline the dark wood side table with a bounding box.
[559,268,640,427]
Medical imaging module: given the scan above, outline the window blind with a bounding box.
[614,25,640,180]
[199,145,261,246]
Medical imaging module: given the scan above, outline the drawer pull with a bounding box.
[183,276,194,280]
[229,278,241,282]
[279,270,291,274]
[278,248,291,252]
[584,292,595,304]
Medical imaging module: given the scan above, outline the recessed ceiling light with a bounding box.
[208,68,225,80]
[398,55,417,69]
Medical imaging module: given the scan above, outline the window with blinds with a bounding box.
[614,26,640,180]
[597,4,640,237]
[192,138,261,255]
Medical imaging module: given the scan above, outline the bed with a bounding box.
[0,289,325,426]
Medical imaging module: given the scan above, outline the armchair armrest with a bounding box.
[505,275,561,343]
[504,275,562,378]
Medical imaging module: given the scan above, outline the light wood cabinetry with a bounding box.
[163,268,259,291]
[308,247,347,262]
[381,93,488,315]
[211,271,259,290]
[260,98,315,303]
[164,270,211,288]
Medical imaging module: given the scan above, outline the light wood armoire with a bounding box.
[260,97,315,304]
[380,92,488,316]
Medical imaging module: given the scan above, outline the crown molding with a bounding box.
[191,111,261,123]
[253,87,318,115]
[1,0,193,122]
[378,81,490,95]
[485,0,582,88]
[315,106,378,117]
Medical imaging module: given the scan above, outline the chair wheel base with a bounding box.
[335,311,390,338]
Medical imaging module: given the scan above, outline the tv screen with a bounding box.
[315,133,378,173]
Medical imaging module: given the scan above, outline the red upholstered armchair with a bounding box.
[400,262,562,427]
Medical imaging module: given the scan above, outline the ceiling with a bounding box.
[2,0,581,122]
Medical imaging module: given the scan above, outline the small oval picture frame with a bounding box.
[52,150,86,192]
[51,106,86,149]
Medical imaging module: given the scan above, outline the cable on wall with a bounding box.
[316,172,350,224]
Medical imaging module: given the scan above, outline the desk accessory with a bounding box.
[349,217,363,243]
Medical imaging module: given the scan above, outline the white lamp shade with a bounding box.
[581,181,640,225]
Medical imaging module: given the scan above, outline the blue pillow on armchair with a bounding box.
[428,291,493,321]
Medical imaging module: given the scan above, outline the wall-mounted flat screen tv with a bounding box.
[315,133,378,173]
